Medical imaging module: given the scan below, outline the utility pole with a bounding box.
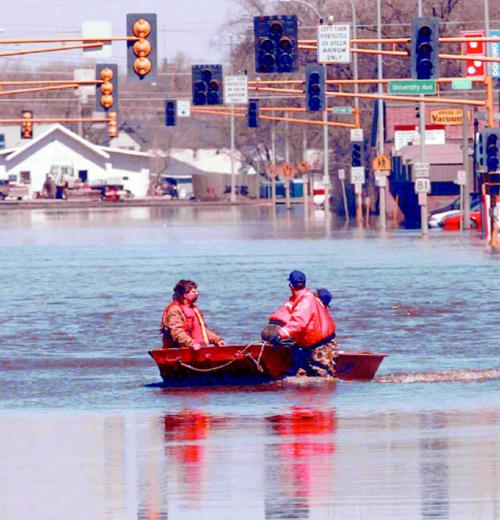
[229,34,237,203]
[271,125,277,207]
[302,127,309,219]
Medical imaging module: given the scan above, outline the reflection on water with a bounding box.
[1,205,499,518]
[0,407,498,519]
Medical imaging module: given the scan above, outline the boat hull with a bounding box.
[149,345,387,387]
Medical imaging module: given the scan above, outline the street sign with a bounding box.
[82,21,112,58]
[298,160,309,173]
[338,168,346,180]
[375,175,387,187]
[224,75,248,104]
[430,108,463,125]
[281,162,297,179]
[331,106,353,115]
[177,99,191,117]
[317,24,351,64]
[461,30,486,78]
[451,78,472,90]
[413,162,430,178]
[491,30,500,79]
[350,128,364,142]
[372,154,391,171]
[456,170,467,185]
[350,166,365,184]
[388,79,437,95]
[266,163,279,179]
[415,178,431,194]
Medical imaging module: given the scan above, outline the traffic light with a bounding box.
[305,64,325,112]
[476,132,484,170]
[254,15,298,73]
[411,17,440,80]
[21,110,33,139]
[108,112,118,139]
[165,100,177,127]
[482,128,500,172]
[247,99,260,128]
[192,65,223,106]
[351,141,364,168]
[95,64,118,113]
[127,13,157,81]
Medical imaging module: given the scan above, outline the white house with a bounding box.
[0,124,152,198]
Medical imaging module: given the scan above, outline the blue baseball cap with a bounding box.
[316,288,332,308]
[288,270,306,288]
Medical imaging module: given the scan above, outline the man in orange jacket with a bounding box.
[160,279,225,350]
[267,270,337,377]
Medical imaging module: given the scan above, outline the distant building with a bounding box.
[0,124,152,198]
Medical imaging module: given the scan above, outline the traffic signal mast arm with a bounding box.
[0,37,139,59]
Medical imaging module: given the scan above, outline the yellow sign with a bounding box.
[281,162,297,180]
[430,108,463,126]
[298,160,309,173]
[372,154,391,171]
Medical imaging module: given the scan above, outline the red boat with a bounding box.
[149,344,387,386]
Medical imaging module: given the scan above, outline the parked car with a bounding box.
[442,211,482,231]
[429,193,480,217]
[0,180,9,200]
[429,200,481,228]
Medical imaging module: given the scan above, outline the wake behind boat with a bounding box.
[149,343,387,387]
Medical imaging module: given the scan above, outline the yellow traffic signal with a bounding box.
[21,110,33,139]
[95,64,118,113]
[127,13,157,81]
[108,112,118,139]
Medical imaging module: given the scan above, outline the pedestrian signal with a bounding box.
[95,64,118,112]
[126,13,157,81]
[21,110,33,139]
[254,15,298,74]
[482,128,500,173]
[351,141,364,168]
[305,64,325,112]
[192,65,223,106]
[108,112,118,138]
[411,17,440,80]
[247,99,260,128]
[165,100,177,127]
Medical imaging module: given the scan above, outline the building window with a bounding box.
[20,171,31,184]
[78,170,88,183]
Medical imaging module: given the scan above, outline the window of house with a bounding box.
[78,170,88,183]
[20,171,31,184]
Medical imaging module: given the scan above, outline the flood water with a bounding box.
[1,205,499,519]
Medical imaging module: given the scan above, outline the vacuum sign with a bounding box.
[429,108,463,125]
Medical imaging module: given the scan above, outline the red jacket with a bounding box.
[276,288,336,347]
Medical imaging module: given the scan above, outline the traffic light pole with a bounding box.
[323,64,330,219]
[285,111,291,210]
[376,0,386,231]
[463,105,471,229]
[417,0,429,236]
[271,125,277,208]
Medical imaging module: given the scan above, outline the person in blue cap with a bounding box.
[264,270,338,377]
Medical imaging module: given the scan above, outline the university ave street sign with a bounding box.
[388,79,437,95]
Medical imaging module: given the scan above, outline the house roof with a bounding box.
[6,124,109,162]
[100,146,152,158]
[162,156,209,177]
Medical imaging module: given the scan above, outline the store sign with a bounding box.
[429,108,463,126]
[394,128,446,151]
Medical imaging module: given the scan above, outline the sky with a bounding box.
[1,0,242,70]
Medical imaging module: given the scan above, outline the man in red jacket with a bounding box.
[160,279,225,350]
[268,271,337,377]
